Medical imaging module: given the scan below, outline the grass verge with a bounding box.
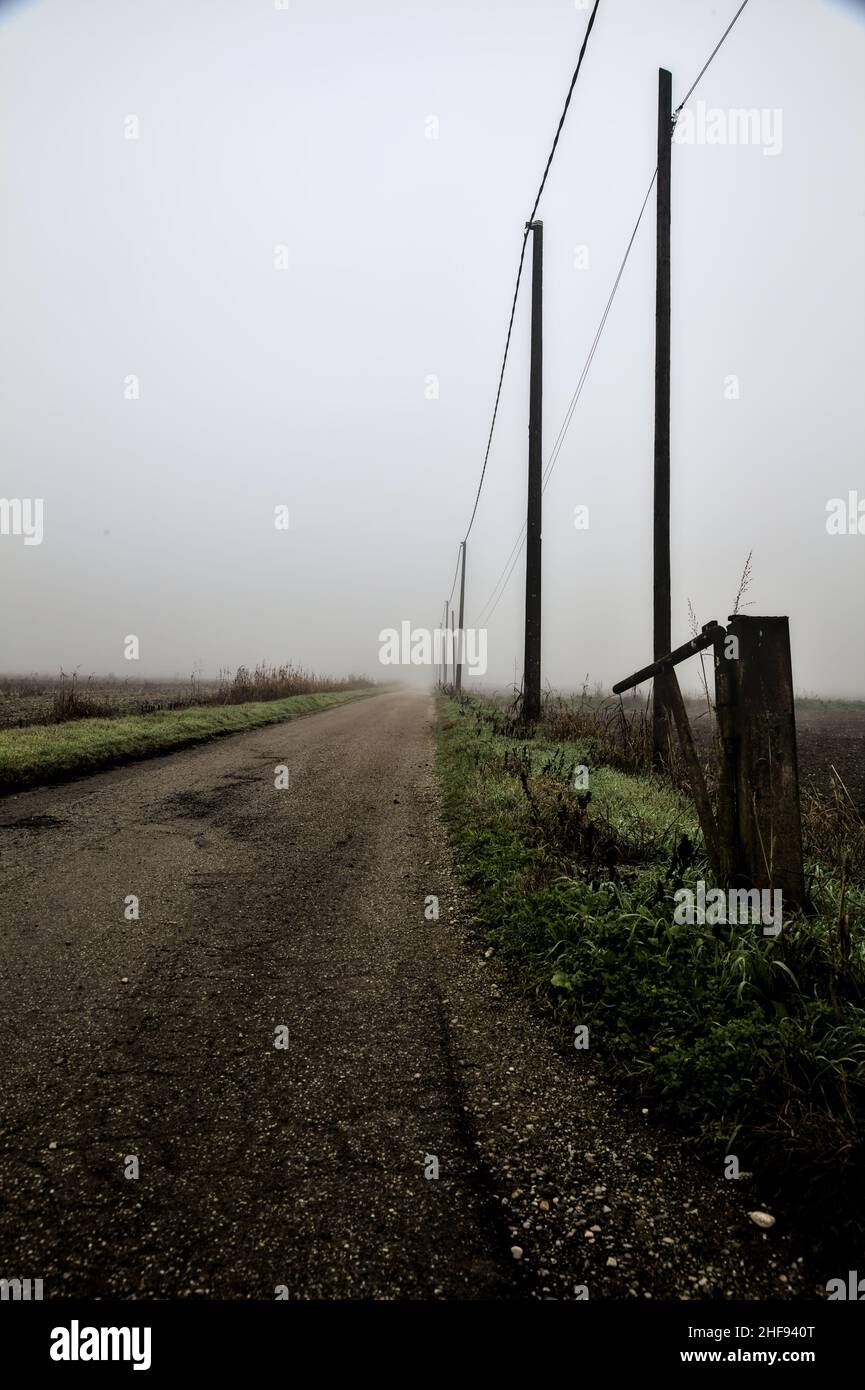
[437,696,865,1267]
[0,688,378,794]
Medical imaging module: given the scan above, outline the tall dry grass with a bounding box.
[202,663,374,706]
[11,665,376,726]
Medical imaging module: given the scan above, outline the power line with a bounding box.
[475,533,525,629]
[673,0,752,122]
[475,169,657,626]
[472,0,755,629]
[528,0,603,226]
[461,231,530,545]
[474,523,526,627]
[446,545,462,605]
[460,0,603,547]
[541,169,657,492]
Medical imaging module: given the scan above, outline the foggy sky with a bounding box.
[1,0,863,695]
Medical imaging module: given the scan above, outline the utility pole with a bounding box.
[455,541,466,694]
[450,607,455,692]
[439,602,446,686]
[523,219,543,723]
[444,599,449,687]
[653,69,672,765]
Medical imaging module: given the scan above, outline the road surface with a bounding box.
[0,689,808,1299]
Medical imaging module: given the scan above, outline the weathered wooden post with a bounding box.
[666,669,721,882]
[725,615,806,911]
[652,68,673,766]
[712,627,739,887]
[523,220,543,723]
[455,541,466,694]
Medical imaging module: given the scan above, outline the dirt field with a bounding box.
[792,701,865,812]
[0,666,371,730]
[0,676,211,729]
[685,696,865,813]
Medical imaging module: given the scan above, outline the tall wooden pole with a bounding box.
[523,220,543,723]
[440,601,447,686]
[450,607,455,693]
[653,68,672,765]
[444,599,449,687]
[455,541,466,694]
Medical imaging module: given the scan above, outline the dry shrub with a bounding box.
[204,663,374,706]
[802,770,865,875]
[540,689,653,776]
[20,665,376,726]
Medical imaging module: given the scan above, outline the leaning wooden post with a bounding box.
[726,615,806,911]
[666,670,721,882]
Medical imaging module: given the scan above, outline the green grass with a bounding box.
[0,688,378,793]
[437,697,865,1265]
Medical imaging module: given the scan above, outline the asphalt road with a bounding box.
[0,689,809,1299]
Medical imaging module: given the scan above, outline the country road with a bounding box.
[0,689,809,1300]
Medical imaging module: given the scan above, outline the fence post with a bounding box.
[712,628,739,886]
[726,615,806,911]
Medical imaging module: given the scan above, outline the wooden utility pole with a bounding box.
[439,602,447,686]
[443,600,449,687]
[523,220,543,723]
[455,541,466,694]
[653,68,672,765]
[450,607,455,692]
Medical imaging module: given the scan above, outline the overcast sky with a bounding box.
[1,0,863,694]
